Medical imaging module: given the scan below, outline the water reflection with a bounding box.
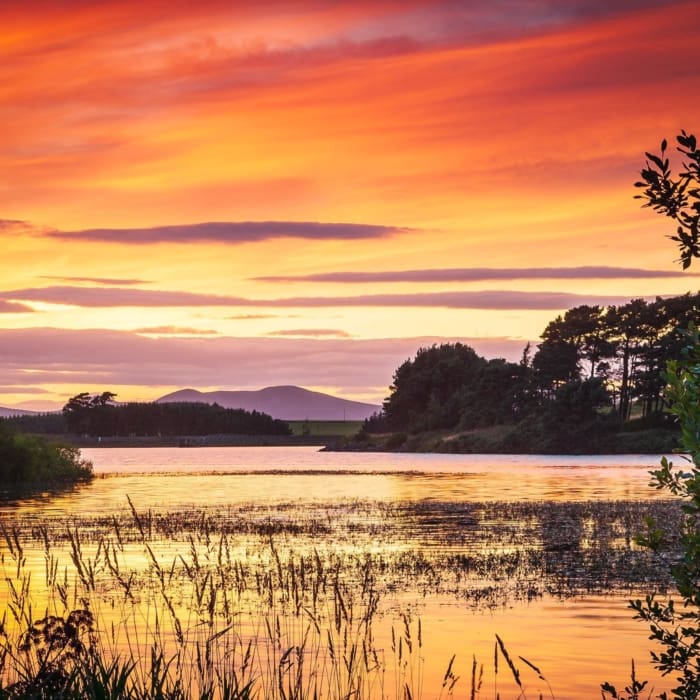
[0,447,671,517]
[0,447,678,698]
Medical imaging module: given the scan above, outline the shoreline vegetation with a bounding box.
[0,421,93,489]
[0,496,681,698]
[0,408,680,454]
[2,422,680,454]
[329,423,680,455]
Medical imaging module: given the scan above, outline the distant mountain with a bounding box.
[0,406,37,418]
[156,386,381,421]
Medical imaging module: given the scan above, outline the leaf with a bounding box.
[646,152,666,170]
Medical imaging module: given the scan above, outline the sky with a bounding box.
[1,0,700,410]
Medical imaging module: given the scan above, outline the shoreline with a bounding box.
[45,433,337,448]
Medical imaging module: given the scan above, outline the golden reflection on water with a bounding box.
[0,447,680,698]
[412,595,671,697]
[1,446,672,517]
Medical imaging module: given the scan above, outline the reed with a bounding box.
[0,497,678,698]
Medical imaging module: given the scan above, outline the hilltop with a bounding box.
[0,406,36,418]
[156,385,380,421]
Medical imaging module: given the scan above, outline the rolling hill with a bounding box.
[0,406,37,418]
[156,385,380,421]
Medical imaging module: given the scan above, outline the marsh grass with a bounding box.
[0,498,681,698]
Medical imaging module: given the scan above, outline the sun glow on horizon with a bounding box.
[1,0,699,406]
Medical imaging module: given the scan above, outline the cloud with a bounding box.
[254,266,693,283]
[0,219,34,233]
[0,386,51,395]
[0,327,530,400]
[228,314,289,320]
[41,275,151,285]
[133,326,220,335]
[2,0,697,240]
[50,221,410,244]
[0,286,647,310]
[266,328,353,338]
[0,300,35,313]
[2,286,246,307]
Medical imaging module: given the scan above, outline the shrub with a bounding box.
[0,423,93,486]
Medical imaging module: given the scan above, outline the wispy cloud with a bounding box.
[0,300,34,313]
[0,219,34,233]
[41,275,151,285]
[2,286,245,307]
[0,286,645,310]
[0,386,51,395]
[50,221,411,244]
[228,314,290,320]
[266,328,352,338]
[0,327,529,399]
[253,266,693,283]
[133,326,220,335]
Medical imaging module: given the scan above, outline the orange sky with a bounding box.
[1,0,699,409]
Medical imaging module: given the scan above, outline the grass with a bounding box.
[0,498,679,698]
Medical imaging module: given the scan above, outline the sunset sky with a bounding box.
[2,0,700,410]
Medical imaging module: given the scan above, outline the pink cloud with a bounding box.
[1,286,650,310]
[51,221,410,244]
[41,275,151,285]
[133,326,220,335]
[0,300,34,313]
[0,327,529,399]
[254,266,693,283]
[266,329,353,338]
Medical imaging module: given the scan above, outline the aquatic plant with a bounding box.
[1,493,671,699]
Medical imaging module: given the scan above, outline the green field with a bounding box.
[287,420,362,437]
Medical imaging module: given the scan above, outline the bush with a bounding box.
[604,325,700,699]
[0,423,93,486]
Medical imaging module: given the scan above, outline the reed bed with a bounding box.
[0,498,680,698]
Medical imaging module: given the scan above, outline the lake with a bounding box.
[0,447,681,698]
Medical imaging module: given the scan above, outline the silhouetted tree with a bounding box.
[383,343,487,432]
[635,130,700,268]
[61,392,291,437]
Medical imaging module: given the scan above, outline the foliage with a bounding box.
[371,289,699,448]
[602,325,700,699]
[383,343,489,432]
[382,343,530,434]
[62,392,291,437]
[0,421,93,486]
[287,420,363,437]
[1,412,65,434]
[635,131,700,268]
[360,411,388,434]
[603,129,700,699]
[534,294,700,422]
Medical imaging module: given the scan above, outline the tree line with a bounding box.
[1,392,292,437]
[60,392,292,437]
[364,291,699,446]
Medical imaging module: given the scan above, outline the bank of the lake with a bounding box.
[330,423,681,455]
[54,432,334,448]
[0,424,94,488]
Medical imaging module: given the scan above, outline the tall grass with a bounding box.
[0,501,578,699]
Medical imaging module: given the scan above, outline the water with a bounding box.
[1,447,672,515]
[0,447,679,697]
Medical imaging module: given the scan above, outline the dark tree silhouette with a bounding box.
[635,130,700,268]
[61,392,291,437]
